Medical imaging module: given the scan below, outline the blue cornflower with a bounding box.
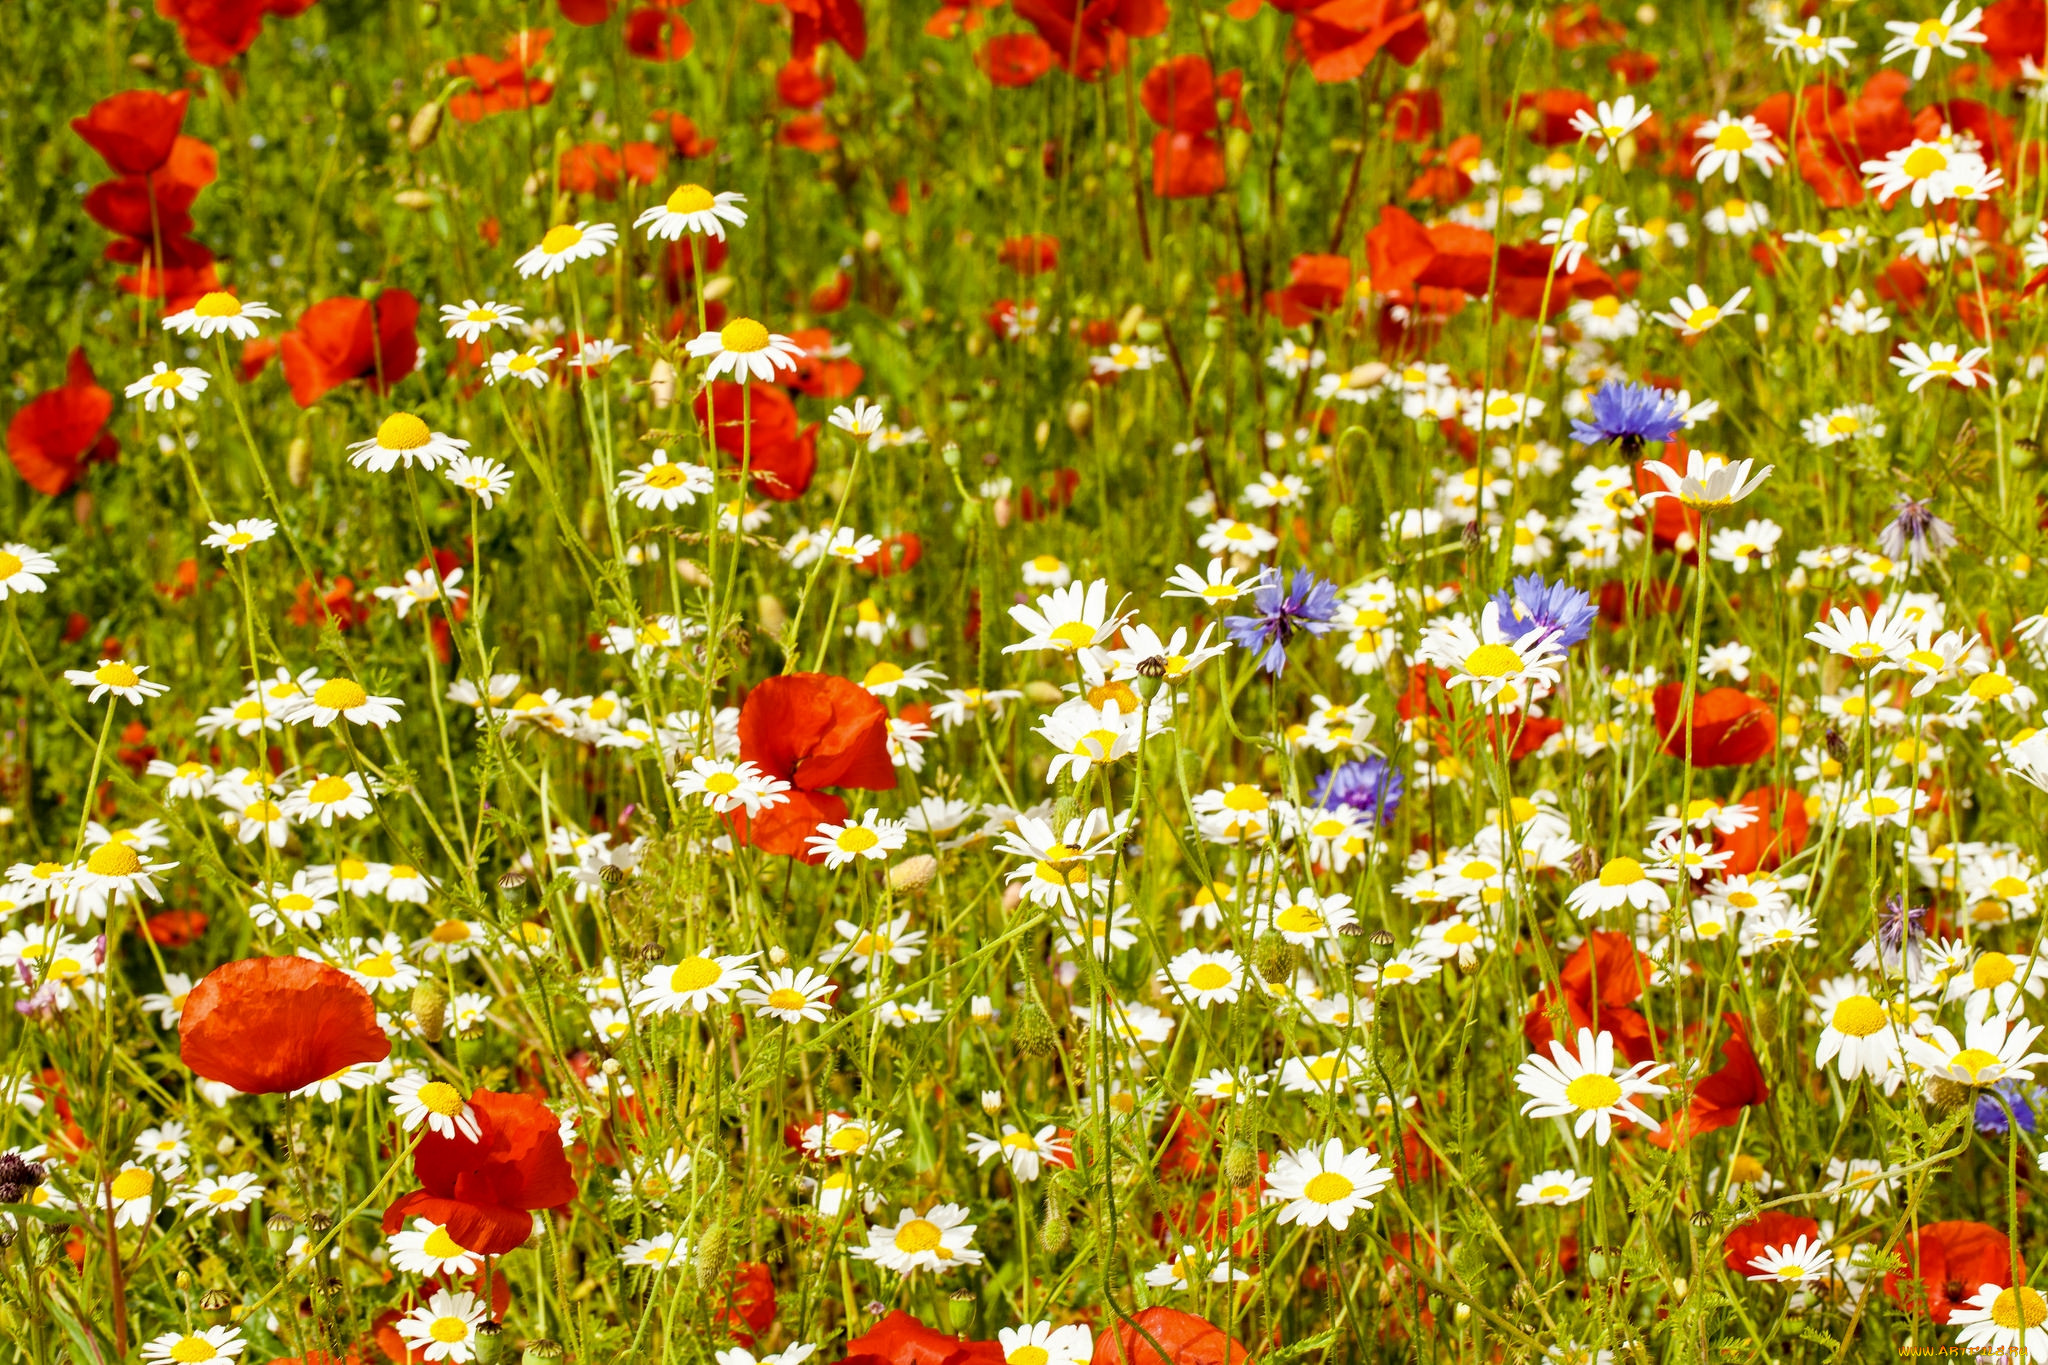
[1310,757,1404,826]
[1224,568,1340,676]
[1490,574,1598,650]
[1975,1081,2039,1138]
[1569,380,1686,454]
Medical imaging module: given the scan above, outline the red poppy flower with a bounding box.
[1142,55,1232,199]
[1985,0,2047,84]
[1724,1212,1820,1275]
[72,90,191,176]
[692,381,818,500]
[1013,0,1166,81]
[625,6,695,61]
[1386,89,1441,142]
[288,574,368,631]
[809,269,853,313]
[717,1262,777,1344]
[145,909,209,948]
[778,55,836,108]
[1651,1013,1766,1147]
[789,0,870,61]
[1090,1308,1256,1365]
[1524,931,1660,1067]
[998,234,1060,274]
[727,673,897,860]
[979,33,1056,87]
[179,956,392,1095]
[1268,253,1352,317]
[841,1310,1001,1365]
[659,110,716,158]
[7,348,118,496]
[1513,88,1596,145]
[382,1089,577,1256]
[156,0,318,66]
[857,532,922,577]
[1651,684,1776,768]
[1286,0,1428,83]
[447,30,556,122]
[778,114,840,153]
[557,0,616,22]
[1886,1220,2022,1321]
[560,143,624,199]
[784,328,864,398]
[1715,786,1808,875]
[279,290,422,408]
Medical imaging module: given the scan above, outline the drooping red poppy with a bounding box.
[1651,684,1776,768]
[72,90,190,176]
[447,30,555,122]
[156,0,316,66]
[1651,1013,1767,1147]
[1141,57,1237,199]
[778,114,840,153]
[382,1088,577,1256]
[777,55,835,109]
[1723,1212,1820,1275]
[979,33,1056,86]
[1714,785,1808,875]
[1385,89,1441,142]
[557,0,616,23]
[7,349,118,496]
[692,381,818,500]
[728,673,897,860]
[1265,253,1351,321]
[279,290,422,408]
[716,1262,778,1344]
[1286,0,1428,83]
[179,956,391,1095]
[625,6,695,61]
[841,1310,1002,1365]
[1013,0,1166,81]
[1524,931,1660,1066]
[657,110,716,158]
[1886,1221,2022,1321]
[809,269,853,313]
[788,0,870,62]
[1090,1307,1256,1365]
[784,327,864,399]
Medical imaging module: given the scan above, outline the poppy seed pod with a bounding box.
[408,101,443,151]
[522,1341,564,1365]
[473,1320,505,1364]
[946,1288,977,1331]
[198,1290,234,1325]
[410,980,448,1042]
[287,436,313,488]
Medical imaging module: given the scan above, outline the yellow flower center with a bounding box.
[429,1316,471,1344]
[540,224,584,254]
[1539,1183,1570,1200]
[110,1167,154,1201]
[1902,146,1948,180]
[1974,952,2018,989]
[1599,857,1645,888]
[1274,905,1324,936]
[1712,125,1754,152]
[1464,643,1523,678]
[1048,621,1097,650]
[766,987,808,1012]
[1914,18,1949,45]
[1993,1287,2048,1330]
[422,1226,466,1258]
[0,551,21,579]
[1564,1073,1623,1111]
[719,318,771,353]
[193,292,242,319]
[1952,1047,2002,1081]
[1087,680,1141,712]
[168,1338,220,1363]
[863,662,906,687]
[668,957,722,994]
[1187,963,1233,992]
[150,370,185,389]
[1010,1349,1050,1365]
[85,843,142,877]
[894,1218,943,1253]
[95,661,141,688]
[416,1080,466,1116]
[1222,785,1269,813]
[1302,1171,1355,1204]
[314,679,370,711]
[1685,306,1721,330]
[836,826,880,854]
[354,952,396,978]
[666,183,716,214]
[308,776,354,804]
[703,772,740,795]
[377,413,432,451]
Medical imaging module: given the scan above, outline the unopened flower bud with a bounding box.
[410,980,448,1043]
[408,101,443,151]
[1223,1141,1259,1188]
[694,1223,730,1287]
[1039,1200,1071,1253]
[979,1090,1003,1113]
[1013,1001,1058,1057]
[286,437,313,489]
[1022,680,1064,706]
[888,854,938,894]
[1253,931,1299,984]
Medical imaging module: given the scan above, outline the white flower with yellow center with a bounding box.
[346,411,470,473]
[1881,2,1986,79]
[997,811,1120,908]
[1416,602,1565,706]
[388,1074,482,1143]
[282,771,375,827]
[620,1231,685,1270]
[395,1288,487,1363]
[859,659,945,698]
[673,756,788,816]
[854,1203,984,1275]
[995,1322,1091,1365]
[438,298,523,343]
[388,1217,483,1276]
[140,1326,245,1365]
[617,450,715,512]
[487,344,563,388]
[1949,1283,2048,1361]
[1259,885,1357,947]
[515,220,618,279]
[1691,111,1782,182]
[124,361,209,412]
[1906,1011,2048,1087]
[444,454,514,508]
[290,676,405,728]
[250,870,338,932]
[1356,947,1442,990]
[1746,1235,1834,1284]
[738,966,836,1023]
[1767,16,1856,66]
[63,658,168,706]
[1168,948,1245,1007]
[1640,448,1772,510]
[966,1124,1069,1183]
[1891,340,1989,392]
[106,1163,157,1227]
[1164,558,1250,604]
[1514,1026,1670,1145]
[1861,137,1969,207]
[635,182,748,240]
[631,948,761,1015]
[0,542,57,599]
[1565,855,1674,918]
[178,1172,265,1216]
[1196,517,1280,557]
[201,518,278,554]
[1264,1139,1393,1230]
[164,291,277,340]
[1515,1168,1592,1206]
[684,316,804,384]
[1651,283,1751,337]
[805,809,908,869]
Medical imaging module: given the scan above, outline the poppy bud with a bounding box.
[694,1222,729,1287]
[1013,1001,1058,1057]
[1327,504,1355,551]
[1023,681,1063,706]
[1033,419,1051,449]
[177,1271,192,1292]
[1586,202,1621,260]
[648,359,677,409]
[199,1290,234,1325]
[579,496,605,546]
[1223,1141,1259,1188]
[946,1288,977,1331]
[992,495,1012,527]
[287,436,313,488]
[395,190,434,211]
[1253,931,1298,984]
[768,944,788,966]
[329,83,350,111]
[418,0,441,26]
[72,491,93,527]
[408,102,443,152]
[758,594,788,639]
[1039,1199,1071,1252]
[410,980,447,1043]
[888,854,938,894]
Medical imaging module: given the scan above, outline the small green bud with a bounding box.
[1223,1141,1259,1188]
[1329,504,1356,551]
[1253,931,1299,984]
[1014,1002,1058,1058]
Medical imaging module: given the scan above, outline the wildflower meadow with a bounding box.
[12,0,2048,1361]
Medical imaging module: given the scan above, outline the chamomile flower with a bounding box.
[1948,1283,2048,1362]
[164,292,277,339]
[1514,1027,1671,1145]
[632,948,761,1015]
[1890,341,1989,391]
[141,1327,245,1365]
[966,1125,1069,1183]
[1263,1139,1393,1230]
[685,318,804,384]
[515,220,618,278]
[347,413,469,473]
[1416,602,1565,705]
[444,455,514,508]
[0,544,57,599]
[1767,16,1856,65]
[617,451,714,511]
[201,519,277,554]
[394,1289,487,1363]
[636,183,748,239]
[1516,1169,1593,1206]
[438,299,523,343]
[125,362,208,411]
[1652,284,1751,337]
[853,1204,984,1275]
[180,1172,265,1216]
[1692,111,1782,182]
[1006,580,1129,655]
[388,1218,484,1276]
[488,345,562,388]
[806,809,908,868]
[738,967,837,1023]
[1746,1236,1834,1284]
[1881,2,1987,80]
[64,659,168,706]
